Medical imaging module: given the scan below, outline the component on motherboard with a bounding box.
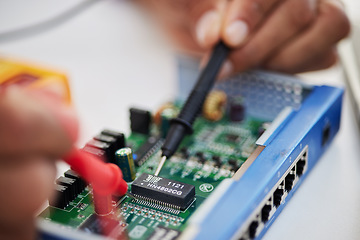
[100,129,126,150]
[202,90,227,121]
[229,96,246,122]
[56,176,77,201]
[159,106,179,138]
[131,173,195,210]
[134,136,163,166]
[85,139,113,162]
[130,108,152,135]
[49,184,69,209]
[64,169,86,194]
[154,103,178,125]
[93,134,117,161]
[115,147,136,182]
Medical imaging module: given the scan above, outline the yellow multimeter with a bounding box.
[0,57,72,104]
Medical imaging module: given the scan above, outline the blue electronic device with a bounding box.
[178,71,343,240]
[38,70,343,240]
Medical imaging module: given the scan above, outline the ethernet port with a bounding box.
[296,159,306,177]
[285,173,295,192]
[261,204,272,223]
[249,221,259,239]
[273,188,283,208]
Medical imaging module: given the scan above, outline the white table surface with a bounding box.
[0,0,359,239]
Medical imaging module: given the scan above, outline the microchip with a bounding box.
[130,108,151,135]
[134,136,162,166]
[131,173,195,210]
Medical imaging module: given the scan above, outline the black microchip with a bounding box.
[131,173,195,210]
[130,108,151,135]
[134,136,162,166]
[147,226,180,240]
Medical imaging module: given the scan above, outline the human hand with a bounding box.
[0,85,78,240]
[138,0,350,77]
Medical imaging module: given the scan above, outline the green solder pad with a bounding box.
[39,106,266,239]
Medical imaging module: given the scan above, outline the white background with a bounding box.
[0,0,359,239]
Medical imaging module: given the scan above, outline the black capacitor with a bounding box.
[64,169,86,194]
[101,129,126,150]
[229,97,246,122]
[130,108,151,135]
[56,176,77,200]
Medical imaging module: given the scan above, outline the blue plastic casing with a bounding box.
[180,72,343,240]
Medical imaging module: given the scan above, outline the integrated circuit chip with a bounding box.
[134,136,162,166]
[131,173,195,210]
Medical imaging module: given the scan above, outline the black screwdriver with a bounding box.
[154,42,230,176]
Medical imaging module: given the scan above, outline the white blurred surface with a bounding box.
[0,0,359,239]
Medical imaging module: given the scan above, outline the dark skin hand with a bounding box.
[137,0,350,78]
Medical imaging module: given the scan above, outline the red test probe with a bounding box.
[63,148,128,215]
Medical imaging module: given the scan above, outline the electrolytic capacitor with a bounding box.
[115,148,136,182]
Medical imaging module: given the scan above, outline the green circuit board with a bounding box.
[39,112,266,239]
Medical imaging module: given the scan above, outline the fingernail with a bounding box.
[218,60,233,80]
[308,0,317,12]
[225,20,248,46]
[196,10,221,48]
[327,0,345,10]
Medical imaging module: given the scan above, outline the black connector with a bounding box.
[261,204,272,223]
[285,173,295,192]
[296,159,306,176]
[273,188,283,208]
[249,221,259,239]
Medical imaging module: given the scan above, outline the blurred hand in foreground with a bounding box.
[137,0,350,78]
[0,85,78,240]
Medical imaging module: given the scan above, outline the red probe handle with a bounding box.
[63,148,128,196]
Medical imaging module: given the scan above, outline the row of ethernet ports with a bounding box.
[239,147,308,240]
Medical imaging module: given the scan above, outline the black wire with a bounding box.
[0,0,101,43]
